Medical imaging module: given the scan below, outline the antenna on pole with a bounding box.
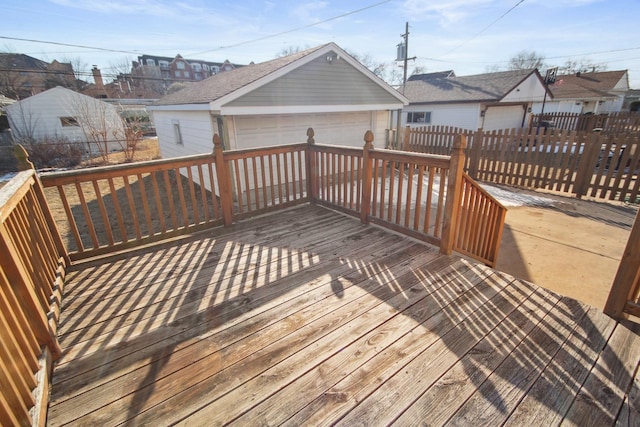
[397,21,416,95]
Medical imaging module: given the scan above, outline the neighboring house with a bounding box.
[148,43,408,159]
[533,70,629,115]
[6,86,125,152]
[0,53,82,99]
[402,69,549,131]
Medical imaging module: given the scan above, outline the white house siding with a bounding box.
[152,110,216,158]
[6,87,124,152]
[501,74,547,103]
[403,104,480,130]
[228,111,386,150]
[482,105,526,131]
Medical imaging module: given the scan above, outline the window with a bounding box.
[183,71,190,78]
[146,59,156,66]
[202,64,210,71]
[407,111,431,124]
[60,117,79,127]
[176,61,186,70]
[159,60,170,68]
[175,71,181,77]
[173,120,183,145]
[192,63,201,71]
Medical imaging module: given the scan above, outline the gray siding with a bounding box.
[226,53,399,107]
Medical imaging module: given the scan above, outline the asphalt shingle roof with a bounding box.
[152,45,328,106]
[548,70,627,100]
[403,69,537,104]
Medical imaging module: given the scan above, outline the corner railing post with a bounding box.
[360,130,374,224]
[440,134,467,255]
[305,127,316,203]
[213,134,234,226]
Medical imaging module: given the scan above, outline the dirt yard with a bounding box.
[490,186,637,309]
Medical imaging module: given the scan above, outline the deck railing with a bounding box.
[39,129,505,265]
[0,168,67,427]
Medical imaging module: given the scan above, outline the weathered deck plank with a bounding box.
[47,204,640,426]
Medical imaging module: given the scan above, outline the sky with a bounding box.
[1,0,639,88]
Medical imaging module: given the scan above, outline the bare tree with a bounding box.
[561,58,608,74]
[508,50,546,71]
[276,45,310,58]
[70,93,126,163]
[7,102,39,144]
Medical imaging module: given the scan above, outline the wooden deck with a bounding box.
[47,204,640,426]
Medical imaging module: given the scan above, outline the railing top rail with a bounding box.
[462,172,506,209]
[40,151,217,183]
[0,169,35,224]
[224,142,308,159]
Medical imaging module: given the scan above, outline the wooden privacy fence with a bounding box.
[530,111,640,133]
[0,169,68,427]
[403,125,640,203]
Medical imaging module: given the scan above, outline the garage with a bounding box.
[231,111,378,149]
[483,105,526,131]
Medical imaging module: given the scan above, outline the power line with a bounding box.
[438,0,527,58]
[0,36,141,55]
[187,0,393,56]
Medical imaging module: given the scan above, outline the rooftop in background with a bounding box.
[548,70,629,100]
[403,69,543,104]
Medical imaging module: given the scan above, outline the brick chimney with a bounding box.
[92,65,105,90]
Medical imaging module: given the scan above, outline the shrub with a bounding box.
[24,137,85,169]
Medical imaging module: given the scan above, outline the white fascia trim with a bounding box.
[220,104,404,116]
[146,103,210,111]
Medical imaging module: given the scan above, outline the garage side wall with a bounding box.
[152,110,215,158]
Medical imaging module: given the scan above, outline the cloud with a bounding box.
[47,0,231,26]
[292,1,330,24]
[402,0,495,25]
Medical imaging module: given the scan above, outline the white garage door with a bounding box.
[483,105,525,131]
[233,111,374,149]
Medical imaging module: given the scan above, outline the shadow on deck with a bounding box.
[47,204,640,426]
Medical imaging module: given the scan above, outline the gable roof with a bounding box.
[404,69,543,104]
[548,70,628,100]
[151,43,408,108]
[407,70,455,81]
[0,53,48,70]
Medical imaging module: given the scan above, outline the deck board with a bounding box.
[47,204,640,426]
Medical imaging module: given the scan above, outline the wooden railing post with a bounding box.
[360,130,374,224]
[403,125,411,152]
[305,128,316,203]
[213,134,234,226]
[440,134,467,255]
[605,209,640,319]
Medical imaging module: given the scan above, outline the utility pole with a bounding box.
[395,22,416,148]
[397,21,416,95]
